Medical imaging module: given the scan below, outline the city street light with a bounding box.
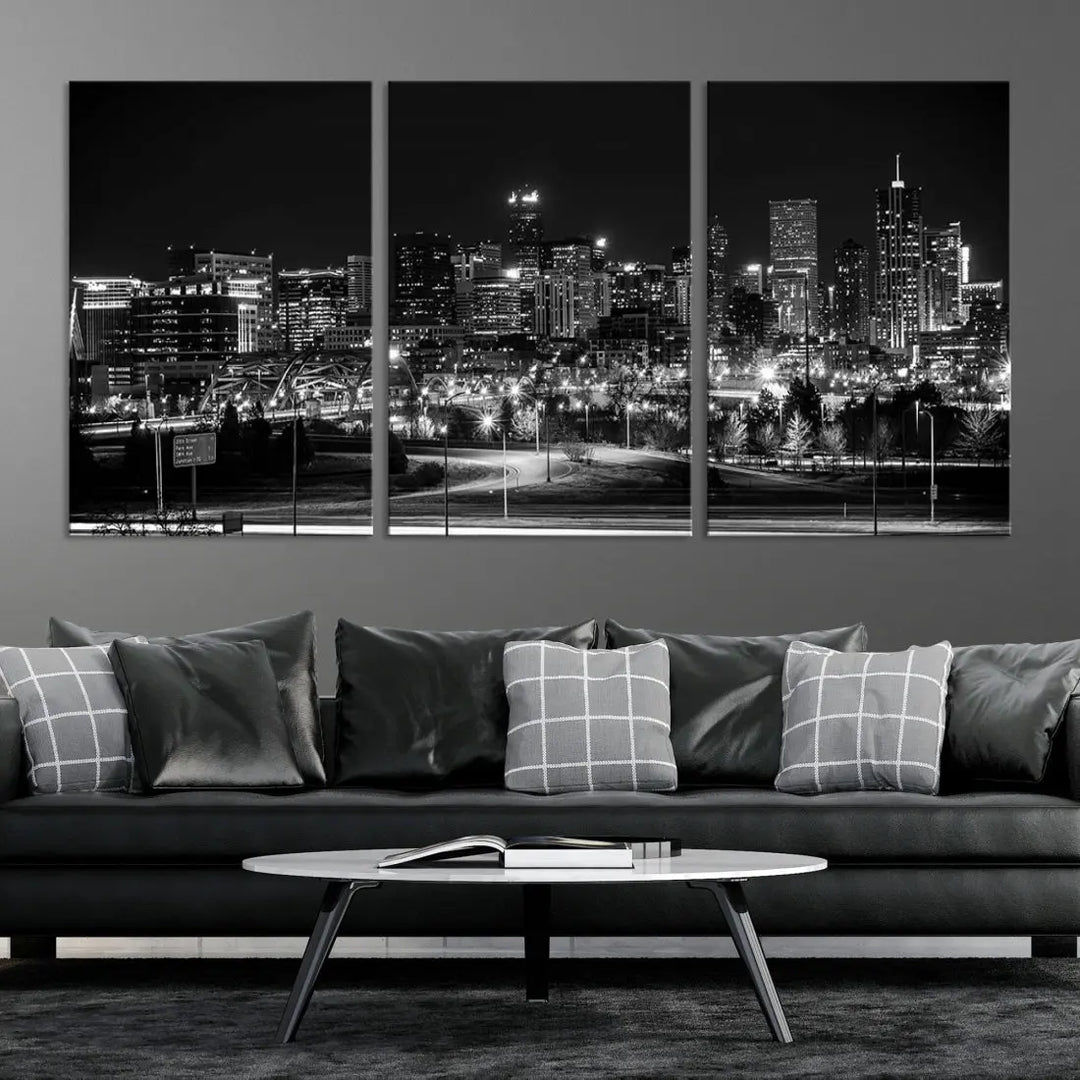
[439,388,470,535]
[625,401,633,450]
[479,412,509,520]
[917,403,937,525]
[573,398,591,440]
[441,424,450,537]
[871,388,879,536]
[545,398,552,482]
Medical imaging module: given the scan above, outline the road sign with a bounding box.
[173,432,217,468]
[930,484,939,500]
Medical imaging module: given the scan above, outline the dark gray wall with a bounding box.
[1,0,1076,688]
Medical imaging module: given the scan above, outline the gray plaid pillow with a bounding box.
[776,640,953,795]
[0,646,135,794]
[503,639,677,794]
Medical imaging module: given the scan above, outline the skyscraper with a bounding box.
[129,274,263,393]
[670,245,692,327]
[733,263,764,296]
[471,275,523,336]
[346,254,372,318]
[453,241,502,281]
[875,156,924,350]
[277,268,348,351]
[769,198,819,337]
[507,188,543,333]
[392,233,455,326]
[610,263,666,319]
[832,239,871,342]
[166,247,273,349]
[535,272,577,339]
[706,216,729,342]
[923,222,962,329]
[70,276,140,367]
[547,238,596,335]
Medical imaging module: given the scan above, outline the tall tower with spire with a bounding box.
[507,188,543,334]
[874,154,924,350]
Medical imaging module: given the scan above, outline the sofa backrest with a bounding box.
[319,696,337,783]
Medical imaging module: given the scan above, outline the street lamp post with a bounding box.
[545,398,552,482]
[292,412,299,537]
[442,424,450,537]
[625,402,633,450]
[918,405,936,525]
[871,388,879,536]
[802,269,811,387]
[502,425,508,519]
[480,411,510,520]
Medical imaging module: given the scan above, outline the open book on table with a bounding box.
[377,835,641,870]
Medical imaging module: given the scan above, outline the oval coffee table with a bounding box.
[244,848,826,1045]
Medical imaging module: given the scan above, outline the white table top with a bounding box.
[242,848,827,885]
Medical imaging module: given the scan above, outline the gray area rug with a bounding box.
[0,957,1078,1079]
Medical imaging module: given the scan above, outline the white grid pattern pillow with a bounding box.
[776,640,953,796]
[0,646,135,794]
[503,639,677,795]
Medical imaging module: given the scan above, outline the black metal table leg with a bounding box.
[688,879,793,1044]
[523,883,551,1002]
[277,880,378,1044]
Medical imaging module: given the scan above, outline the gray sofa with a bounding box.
[4,695,1080,958]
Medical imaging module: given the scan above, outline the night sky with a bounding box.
[69,82,371,278]
[390,82,689,266]
[708,82,1009,289]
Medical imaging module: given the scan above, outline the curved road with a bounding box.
[393,442,686,500]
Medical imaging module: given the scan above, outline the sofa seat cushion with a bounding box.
[2,788,1079,864]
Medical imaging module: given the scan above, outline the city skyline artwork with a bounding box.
[706,81,1009,536]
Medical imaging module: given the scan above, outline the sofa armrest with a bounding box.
[1067,694,1080,801]
[0,696,23,803]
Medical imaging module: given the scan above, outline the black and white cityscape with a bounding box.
[68,82,373,536]
[707,82,1009,535]
[388,82,691,535]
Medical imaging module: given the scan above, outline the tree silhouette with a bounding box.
[606,362,649,419]
[819,423,847,468]
[783,414,814,470]
[754,421,781,462]
[715,413,748,463]
[875,417,897,466]
[785,377,823,430]
[218,401,241,451]
[953,406,1003,466]
[748,385,780,427]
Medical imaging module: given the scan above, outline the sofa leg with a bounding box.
[1031,935,1077,958]
[9,936,57,959]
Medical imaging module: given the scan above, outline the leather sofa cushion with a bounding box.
[605,621,868,786]
[49,613,325,786]
[334,620,599,788]
[110,637,304,791]
[3,787,1079,864]
[944,641,1080,787]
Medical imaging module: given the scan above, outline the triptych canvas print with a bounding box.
[68,80,1008,538]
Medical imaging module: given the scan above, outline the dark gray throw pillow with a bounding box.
[335,619,599,788]
[49,613,324,786]
[945,641,1080,785]
[604,620,868,785]
[109,637,305,791]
